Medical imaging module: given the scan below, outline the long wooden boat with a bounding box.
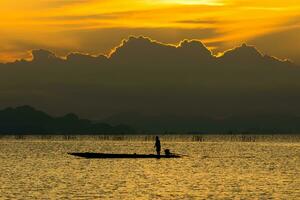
[68,152,181,159]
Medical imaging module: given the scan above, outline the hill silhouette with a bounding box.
[0,36,299,132]
[0,106,135,134]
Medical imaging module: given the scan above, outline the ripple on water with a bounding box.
[0,136,299,199]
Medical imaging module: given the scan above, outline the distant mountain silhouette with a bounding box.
[0,36,299,132]
[0,106,135,134]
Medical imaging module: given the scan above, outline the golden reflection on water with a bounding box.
[0,135,299,199]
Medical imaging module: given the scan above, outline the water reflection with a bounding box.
[0,135,299,199]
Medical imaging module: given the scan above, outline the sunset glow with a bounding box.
[0,0,299,63]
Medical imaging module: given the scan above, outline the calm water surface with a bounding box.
[0,135,299,199]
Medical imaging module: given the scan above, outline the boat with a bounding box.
[68,152,181,159]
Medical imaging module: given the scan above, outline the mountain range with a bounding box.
[0,105,134,134]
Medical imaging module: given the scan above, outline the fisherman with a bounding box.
[154,136,161,156]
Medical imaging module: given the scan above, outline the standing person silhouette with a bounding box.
[154,136,161,156]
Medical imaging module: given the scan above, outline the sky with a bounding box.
[0,0,299,63]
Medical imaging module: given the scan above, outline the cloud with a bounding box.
[175,19,218,24]
[32,0,94,9]
[247,17,300,64]
[38,13,120,21]
[0,0,93,12]
[0,36,298,126]
[1,0,298,65]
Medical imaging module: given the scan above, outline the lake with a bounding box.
[0,135,299,199]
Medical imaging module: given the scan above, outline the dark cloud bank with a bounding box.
[0,36,299,133]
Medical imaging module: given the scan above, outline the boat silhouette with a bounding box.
[68,152,181,159]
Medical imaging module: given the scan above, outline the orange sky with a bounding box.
[0,0,299,63]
